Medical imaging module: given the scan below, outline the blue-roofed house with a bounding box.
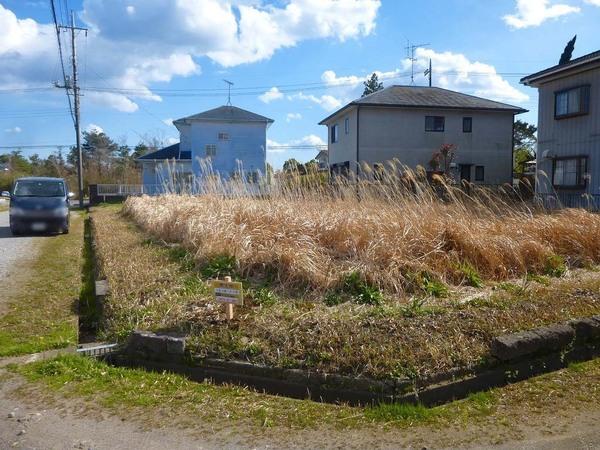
[138,105,274,192]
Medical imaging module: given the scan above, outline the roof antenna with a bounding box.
[405,40,429,85]
[223,79,234,106]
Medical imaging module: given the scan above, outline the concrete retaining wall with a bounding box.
[109,316,600,406]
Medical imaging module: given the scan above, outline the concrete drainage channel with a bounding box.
[87,317,600,407]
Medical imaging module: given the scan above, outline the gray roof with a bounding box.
[137,143,191,160]
[521,50,600,86]
[319,85,527,124]
[174,105,274,124]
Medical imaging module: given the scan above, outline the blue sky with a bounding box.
[1,0,599,168]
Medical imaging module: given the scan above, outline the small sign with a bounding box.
[212,279,243,306]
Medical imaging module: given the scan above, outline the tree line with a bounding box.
[0,129,163,192]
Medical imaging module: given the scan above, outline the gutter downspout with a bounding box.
[356,105,360,176]
[511,116,515,188]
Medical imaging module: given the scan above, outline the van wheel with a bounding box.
[10,227,21,236]
[62,228,69,235]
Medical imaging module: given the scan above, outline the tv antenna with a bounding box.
[405,40,429,85]
[223,79,234,106]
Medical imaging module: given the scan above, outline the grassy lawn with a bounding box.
[91,204,600,380]
[9,354,600,445]
[0,213,84,357]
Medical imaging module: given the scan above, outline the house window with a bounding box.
[344,117,349,134]
[555,86,590,119]
[331,124,339,143]
[218,132,229,141]
[463,117,472,133]
[425,116,445,132]
[475,165,484,182]
[553,156,587,188]
[205,144,217,157]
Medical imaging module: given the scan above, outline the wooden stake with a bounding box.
[224,276,234,320]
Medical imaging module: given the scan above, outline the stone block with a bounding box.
[125,331,185,361]
[568,316,600,342]
[491,324,574,361]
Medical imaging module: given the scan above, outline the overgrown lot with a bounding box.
[91,178,600,380]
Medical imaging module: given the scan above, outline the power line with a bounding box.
[49,0,74,124]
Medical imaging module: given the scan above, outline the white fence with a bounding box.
[96,184,163,196]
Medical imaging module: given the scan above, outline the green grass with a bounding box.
[0,214,84,356]
[11,354,600,434]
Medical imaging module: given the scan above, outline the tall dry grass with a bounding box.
[123,163,600,296]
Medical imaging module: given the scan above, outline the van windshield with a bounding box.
[13,180,65,197]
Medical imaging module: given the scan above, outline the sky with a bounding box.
[0,0,599,169]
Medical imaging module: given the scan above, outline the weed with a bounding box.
[544,255,567,278]
[526,273,550,285]
[200,254,236,279]
[457,262,483,288]
[323,291,346,306]
[341,272,383,305]
[249,287,278,306]
[421,273,448,298]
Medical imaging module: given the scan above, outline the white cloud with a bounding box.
[503,0,580,29]
[314,48,529,108]
[584,0,600,5]
[406,48,529,103]
[288,92,342,111]
[0,0,380,112]
[162,118,174,126]
[166,136,179,145]
[286,112,302,122]
[85,123,104,134]
[294,134,325,146]
[321,68,404,88]
[267,134,326,153]
[4,126,22,133]
[259,86,284,103]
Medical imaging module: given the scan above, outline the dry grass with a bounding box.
[91,176,600,379]
[123,171,600,296]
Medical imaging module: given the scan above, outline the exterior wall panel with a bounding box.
[328,107,515,184]
[535,66,600,196]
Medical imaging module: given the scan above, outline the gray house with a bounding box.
[521,50,600,208]
[319,86,526,184]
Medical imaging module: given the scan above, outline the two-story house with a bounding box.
[319,86,526,184]
[521,50,600,208]
[139,105,273,192]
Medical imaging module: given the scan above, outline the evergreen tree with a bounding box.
[362,73,384,97]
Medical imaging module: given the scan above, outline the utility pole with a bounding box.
[405,40,430,85]
[424,59,432,87]
[55,11,87,208]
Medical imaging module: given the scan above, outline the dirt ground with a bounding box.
[0,362,599,450]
